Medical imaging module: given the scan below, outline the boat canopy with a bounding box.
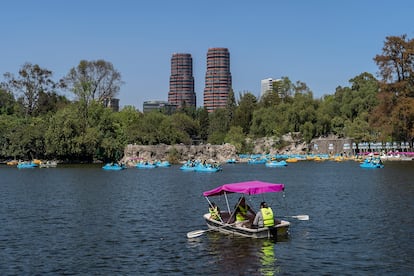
[203,180,284,197]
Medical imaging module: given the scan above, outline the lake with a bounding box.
[0,161,413,275]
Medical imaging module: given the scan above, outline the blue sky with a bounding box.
[2,0,413,111]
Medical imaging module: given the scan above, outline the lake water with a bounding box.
[0,161,413,275]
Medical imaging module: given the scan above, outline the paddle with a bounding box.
[187,221,241,238]
[283,215,309,221]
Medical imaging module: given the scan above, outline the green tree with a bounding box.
[0,88,16,115]
[64,59,123,105]
[112,105,143,144]
[1,63,59,116]
[195,107,209,142]
[4,116,48,160]
[373,34,414,142]
[45,103,84,160]
[208,108,228,144]
[250,107,281,137]
[226,89,237,127]
[234,92,257,134]
[135,111,167,145]
[224,126,246,152]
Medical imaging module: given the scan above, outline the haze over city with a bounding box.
[2,0,414,111]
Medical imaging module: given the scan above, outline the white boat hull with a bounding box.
[203,213,290,239]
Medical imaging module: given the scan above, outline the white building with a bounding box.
[260,78,282,98]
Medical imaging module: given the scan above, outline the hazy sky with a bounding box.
[2,0,413,111]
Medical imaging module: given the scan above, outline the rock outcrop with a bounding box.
[121,133,356,165]
[122,143,237,165]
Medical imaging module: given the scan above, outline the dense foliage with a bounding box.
[0,35,413,161]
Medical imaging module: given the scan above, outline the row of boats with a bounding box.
[7,156,385,171]
[103,159,224,172]
[104,155,385,171]
[6,160,58,168]
[102,160,172,170]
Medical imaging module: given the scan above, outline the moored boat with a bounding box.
[226,158,237,164]
[6,160,19,166]
[265,160,287,167]
[102,163,126,170]
[156,160,171,167]
[285,157,298,163]
[135,161,157,169]
[39,160,58,168]
[247,158,267,164]
[17,161,38,169]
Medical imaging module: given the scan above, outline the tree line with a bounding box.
[0,34,413,162]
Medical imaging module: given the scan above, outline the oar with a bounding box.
[187,221,241,238]
[283,215,309,221]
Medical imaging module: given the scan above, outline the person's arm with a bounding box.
[253,212,260,226]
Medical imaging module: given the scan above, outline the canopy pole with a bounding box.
[205,197,224,223]
[224,192,231,214]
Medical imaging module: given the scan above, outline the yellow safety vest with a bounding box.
[261,207,274,227]
[236,205,248,221]
[209,206,220,221]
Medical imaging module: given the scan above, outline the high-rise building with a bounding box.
[103,97,120,112]
[168,53,196,108]
[203,48,232,113]
[260,78,282,98]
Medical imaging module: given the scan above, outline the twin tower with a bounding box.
[168,48,232,113]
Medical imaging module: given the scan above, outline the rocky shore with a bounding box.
[121,143,237,165]
[121,134,311,165]
[120,134,413,165]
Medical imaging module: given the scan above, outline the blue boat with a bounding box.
[359,158,384,168]
[247,158,267,164]
[194,163,222,173]
[136,162,158,169]
[17,162,38,169]
[265,160,287,167]
[156,161,171,167]
[102,163,126,170]
[180,160,199,171]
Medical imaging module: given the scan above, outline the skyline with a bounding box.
[1,0,414,111]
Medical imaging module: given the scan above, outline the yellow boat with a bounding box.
[6,160,19,166]
[286,158,298,163]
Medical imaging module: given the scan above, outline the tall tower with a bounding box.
[261,78,273,98]
[203,48,232,113]
[168,53,196,108]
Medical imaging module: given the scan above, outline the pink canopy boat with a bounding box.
[188,180,292,239]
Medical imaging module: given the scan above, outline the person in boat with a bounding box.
[234,197,255,227]
[252,202,275,228]
[208,202,221,221]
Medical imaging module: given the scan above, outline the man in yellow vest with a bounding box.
[209,202,221,221]
[234,197,255,227]
[252,201,274,228]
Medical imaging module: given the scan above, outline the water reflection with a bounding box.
[201,232,284,275]
[260,240,280,276]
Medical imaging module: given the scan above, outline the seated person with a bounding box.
[208,202,221,221]
[234,197,255,227]
[252,202,274,228]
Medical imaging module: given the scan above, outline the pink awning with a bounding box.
[203,180,285,197]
